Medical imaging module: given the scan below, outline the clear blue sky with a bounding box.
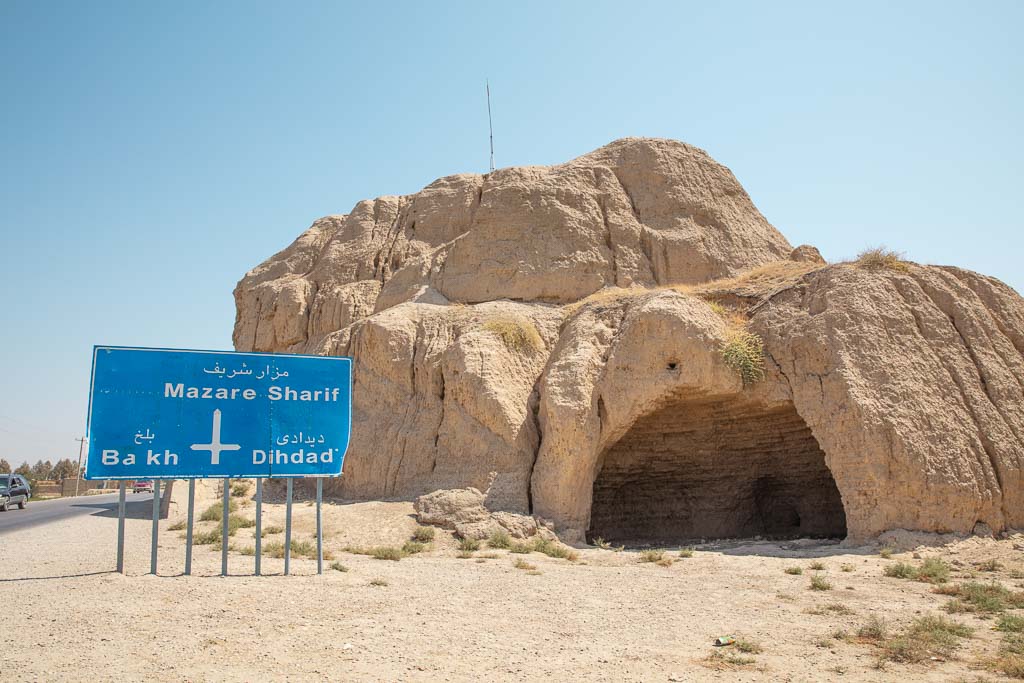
[2,1,1022,468]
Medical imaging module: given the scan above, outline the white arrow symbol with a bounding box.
[190,409,241,466]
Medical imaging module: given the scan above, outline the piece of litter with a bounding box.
[714,636,735,647]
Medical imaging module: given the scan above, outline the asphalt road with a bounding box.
[0,492,155,535]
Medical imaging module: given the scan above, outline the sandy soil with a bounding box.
[4,485,1023,682]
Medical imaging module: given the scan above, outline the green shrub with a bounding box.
[263,524,283,535]
[199,499,238,522]
[996,614,1024,633]
[1003,633,1024,655]
[458,537,481,552]
[411,526,435,543]
[915,557,951,584]
[879,546,895,559]
[810,574,832,591]
[881,615,972,664]
[230,481,251,498]
[809,560,826,571]
[840,563,854,572]
[330,561,349,572]
[401,541,426,555]
[884,562,916,579]
[722,328,764,385]
[226,515,256,536]
[488,529,511,549]
[238,545,255,556]
[939,581,1024,614]
[784,566,803,575]
[509,541,533,554]
[678,547,694,558]
[513,558,536,570]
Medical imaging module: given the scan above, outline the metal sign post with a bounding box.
[254,478,263,576]
[84,346,352,577]
[117,481,126,573]
[185,479,195,575]
[284,478,293,575]
[316,478,323,575]
[150,479,161,575]
[221,478,230,576]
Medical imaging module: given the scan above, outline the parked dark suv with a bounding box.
[0,474,31,511]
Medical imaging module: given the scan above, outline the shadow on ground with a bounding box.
[70,498,164,520]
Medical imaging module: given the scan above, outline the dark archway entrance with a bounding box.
[587,395,846,545]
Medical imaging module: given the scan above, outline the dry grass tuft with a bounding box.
[531,537,579,561]
[230,481,251,498]
[734,638,763,654]
[701,650,757,670]
[978,558,1003,572]
[689,259,825,300]
[481,317,543,354]
[487,529,511,549]
[784,566,803,575]
[855,247,909,273]
[372,546,404,561]
[458,537,481,553]
[513,558,536,571]
[411,526,435,543]
[856,616,888,642]
[880,614,972,664]
[639,550,666,564]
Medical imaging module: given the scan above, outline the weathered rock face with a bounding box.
[234,137,1024,544]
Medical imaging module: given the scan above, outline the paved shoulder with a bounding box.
[0,492,152,535]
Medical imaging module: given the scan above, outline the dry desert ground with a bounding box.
[4,484,1024,682]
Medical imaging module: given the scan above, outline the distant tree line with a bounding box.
[0,458,80,485]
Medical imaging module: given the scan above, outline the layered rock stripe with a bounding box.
[234,138,1024,543]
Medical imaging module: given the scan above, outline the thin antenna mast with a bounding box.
[486,80,495,172]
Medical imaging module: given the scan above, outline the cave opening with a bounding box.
[587,394,847,546]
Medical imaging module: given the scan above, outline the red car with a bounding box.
[132,480,154,493]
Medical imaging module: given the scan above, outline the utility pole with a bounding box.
[74,437,86,496]
[486,80,495,173]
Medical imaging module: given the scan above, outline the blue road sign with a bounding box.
[85,346,351,479]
